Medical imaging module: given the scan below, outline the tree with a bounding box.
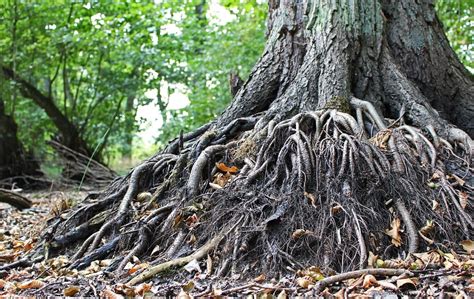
[18,0,472,288]
[0,98,43,187]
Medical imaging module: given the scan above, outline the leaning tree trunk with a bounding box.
[16,0,473,290]
[0,98,43,188]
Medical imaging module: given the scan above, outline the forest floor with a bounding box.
[0,189,473,298]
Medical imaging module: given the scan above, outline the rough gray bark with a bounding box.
[217,0,473,139]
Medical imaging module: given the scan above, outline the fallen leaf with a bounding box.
[185,214,199,227]
[367,251,378,268]
[128,263,148,275]
[209,182,222,190]
[334,288,345,299]
[385,218,402,247]
[377,280,398,291]
[296,277,313,289]
[187,234,197,245]
[136,192,152,202]
[17,279,45,289]
[304,192,317,206]
[292,229,309,240]
[212,172,232,187]
[276,290,287,299]
[216,162,238,174]
[460,240,474,253]
[362,274,378,288]
[134,283,152,296]
[330,204,342,215]
[177,289,191,299]
[396,278,418,289]
[102,289,124,299]
[254,274,266,282]
[181,281,194,292]
[184,259,201,273]
[459,192,468,209]
[64,286,80,297]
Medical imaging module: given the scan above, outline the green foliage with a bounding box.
[437,0,473,70]
[0,0,266,170]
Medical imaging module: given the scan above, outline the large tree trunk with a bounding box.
[16,0,473,291]
[0,98,43,188]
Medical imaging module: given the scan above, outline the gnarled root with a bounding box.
[26,101,472,284]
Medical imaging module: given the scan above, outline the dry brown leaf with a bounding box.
[136,192,152,202]
[181,281,194,293]
[185,214,199,227]
[254,274,266,282]
[187,234,197,245]
[128,263,148,275]
[208,182,223,190]
[216,162,238,174]
[63,286,80,297]
[367,251,378,268]
[177,289,192,299]
[333,288,345,299]
[114,284,135,297]
[17,279,45,289]
[173,213,183,228]
[0,279,7,289]
[292,229,309,240]
[385,218,402,247]
[304,192,317,206]
[135,283,152,296]
[296,277,313,289]
[460,240,474,253]
[102,289,124,299]
[432,200,440,212]
[331,204,342,215]
[459,192,468,209]
[212,172,232,187]
[277,290,287,299]
[362,274,378,288]
[377,280,398,291]
[396,278,418,289]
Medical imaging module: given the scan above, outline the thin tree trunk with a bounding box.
[0,98,43,187]
[1,65,92,156]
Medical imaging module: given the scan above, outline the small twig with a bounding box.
[313,268,411,293]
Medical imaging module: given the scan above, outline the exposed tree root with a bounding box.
[13,97,472,286]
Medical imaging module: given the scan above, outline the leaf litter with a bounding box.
[0,190,473,297]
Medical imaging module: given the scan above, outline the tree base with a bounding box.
[19,99,472,287]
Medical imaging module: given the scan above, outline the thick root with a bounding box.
[29,101,472,284]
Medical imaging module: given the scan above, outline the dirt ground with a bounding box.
[1,190,473,297]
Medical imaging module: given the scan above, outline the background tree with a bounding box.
[21,0,472,289]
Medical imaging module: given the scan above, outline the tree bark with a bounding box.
[0,98,43,187]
